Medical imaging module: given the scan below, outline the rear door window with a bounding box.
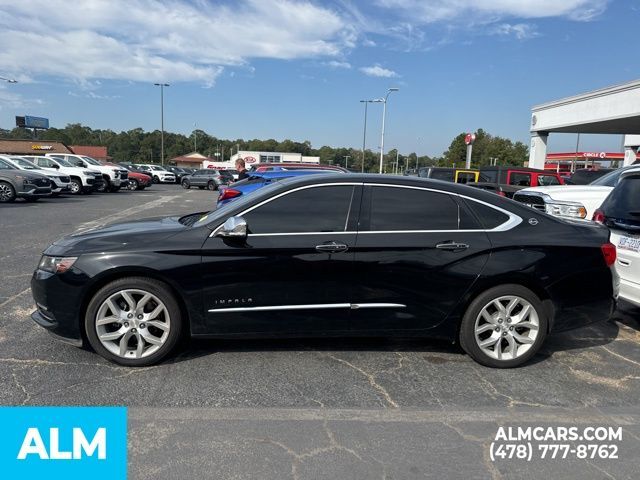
[601,173,640,225]
[537,174,561,186]
[429,170,454,182]
[456,171,477,184]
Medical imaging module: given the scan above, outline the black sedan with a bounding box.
[31,175,617,367]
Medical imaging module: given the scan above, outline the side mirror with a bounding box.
[52,164,60,169]
[216,216,247,238]
[75,161,85,167]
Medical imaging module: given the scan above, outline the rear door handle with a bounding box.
[315,241,348,253]
[435,241,469,251]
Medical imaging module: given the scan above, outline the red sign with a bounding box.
[244,156,257,164]
[464,133,476,145]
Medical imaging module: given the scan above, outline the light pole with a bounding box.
[0,75,17,83]
[343,155,350,169]
[379,88,399,174]
[154,83,170,165]
[359,99,383,173]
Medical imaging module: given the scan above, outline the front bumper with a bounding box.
[17,185,52,198]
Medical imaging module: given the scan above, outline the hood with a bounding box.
[517,185,613,201]
[48,215,187,255]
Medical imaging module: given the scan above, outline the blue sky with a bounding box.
[0,0,637,157]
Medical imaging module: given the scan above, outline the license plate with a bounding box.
[618,235,640,253]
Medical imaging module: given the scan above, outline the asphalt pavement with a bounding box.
[1,184,639,479]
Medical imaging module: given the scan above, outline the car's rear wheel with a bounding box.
[0,181,16,203]
[84,277,183,366]
[153,175,159,184]
[459,285,547,368]
[181,180,190,189]
[207,181,216,191]
[127,179,139,191]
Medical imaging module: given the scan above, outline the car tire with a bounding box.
[69,179,82,195]
[127,179,139,191]
[111,185,121,192]
[84,277,183,367]
[181,180,190,189]
[153,175,159,184]
[96,179,108,193]
[0,181,17,203]
[459,284,548,368]
[207,181,217,191]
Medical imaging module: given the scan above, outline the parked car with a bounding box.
[119,163,153,179]
[136,164,176,183]
[513,166,633,221]
[418,167,480,184]
[181,169,229,190]
[222,168,239,180]
[166,166,190,183]
[593,167,640,307]
[4,156,71,195]
[469,167,564,198]
[217,169,342,206]
[0,156,52,202]
[565,168,615,185]
[25,155,104,194]
[105,163,150,190]
[249,163,348,173]
[31,174,616,368]
[47,154,128,192]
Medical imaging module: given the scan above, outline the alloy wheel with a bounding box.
[0,182,15,202]
[70,180,81,194]
[95,289,171,359]
[128,179,138,190]
[473,295,539,361]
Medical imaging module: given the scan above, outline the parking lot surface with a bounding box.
[1,185,639,479]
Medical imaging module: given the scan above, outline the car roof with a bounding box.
[480,166,555,174]
[253,169,343,178]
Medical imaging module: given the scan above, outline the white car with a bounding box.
[3,155,71,195]
[136,164,176,183]
[513,166,635,221]
[24,155,103,194]
[47,154,128,192]
[595,166,640,307]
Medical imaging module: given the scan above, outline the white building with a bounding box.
[203,150,320,170]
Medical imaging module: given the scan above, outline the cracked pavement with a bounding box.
[1,185,639,479]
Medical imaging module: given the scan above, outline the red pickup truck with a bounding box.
[469,166,564,198]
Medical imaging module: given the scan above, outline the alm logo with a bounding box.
[17,427,106,460]
[0,407,127,479]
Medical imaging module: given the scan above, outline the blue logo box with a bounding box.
[0,407,127,479]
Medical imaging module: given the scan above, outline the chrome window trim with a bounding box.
[208,302,406,313]
[210,181,522,237]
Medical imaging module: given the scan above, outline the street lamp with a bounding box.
[343,155,350,169]
[153,83,170,165]
[379,88,399,174]
[0,75,17,83]
[359,99,383,173]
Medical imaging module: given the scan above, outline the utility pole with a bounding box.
[344,155,350,169]
[154,83,169,165]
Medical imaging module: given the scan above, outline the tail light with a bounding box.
[601,243,616,267]
[497,190,506,197]
[592,209,605,223]
[218,188,241,201]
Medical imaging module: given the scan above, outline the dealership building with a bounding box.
[202,150,320,170]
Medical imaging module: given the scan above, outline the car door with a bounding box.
[198,183,362,335]
[350,184,493,333]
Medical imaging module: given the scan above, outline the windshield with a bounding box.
[81,156,101,165]
[53,157,74,167]
[10,157,38,169]
[0,158,17,170]
[590,167,626,187]
[151,166,164,171]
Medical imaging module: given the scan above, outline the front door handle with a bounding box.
[315,241,348,253]
[435,241,469,251]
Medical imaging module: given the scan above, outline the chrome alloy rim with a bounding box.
[95,289,170,359]
[474,295,539,361]
[0,183,13,201]
[70,181,80,194]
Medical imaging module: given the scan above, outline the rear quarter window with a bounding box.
[601,173,640,222]
[465,200,510,229]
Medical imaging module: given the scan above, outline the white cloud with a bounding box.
[491,23,539,40]
[360,64,399,78]
[0,0,354,85]
[324,60,352,69]
[374,0,609,23]
[0,85,43,110]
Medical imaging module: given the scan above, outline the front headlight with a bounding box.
[82,170,93,176]
[38,256,78,274]
[545,202,587,219]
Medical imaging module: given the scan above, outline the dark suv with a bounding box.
[0,156,52,202]
[181,169,230,190]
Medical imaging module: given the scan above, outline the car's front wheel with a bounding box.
[207,181,217,191]
[153,175,159,184]
[0,181,17,202]
[84,277,183,366]
[181,180,190,189]
[459,285,547,368]
[69,179,82,194]
[127,179,139,191]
